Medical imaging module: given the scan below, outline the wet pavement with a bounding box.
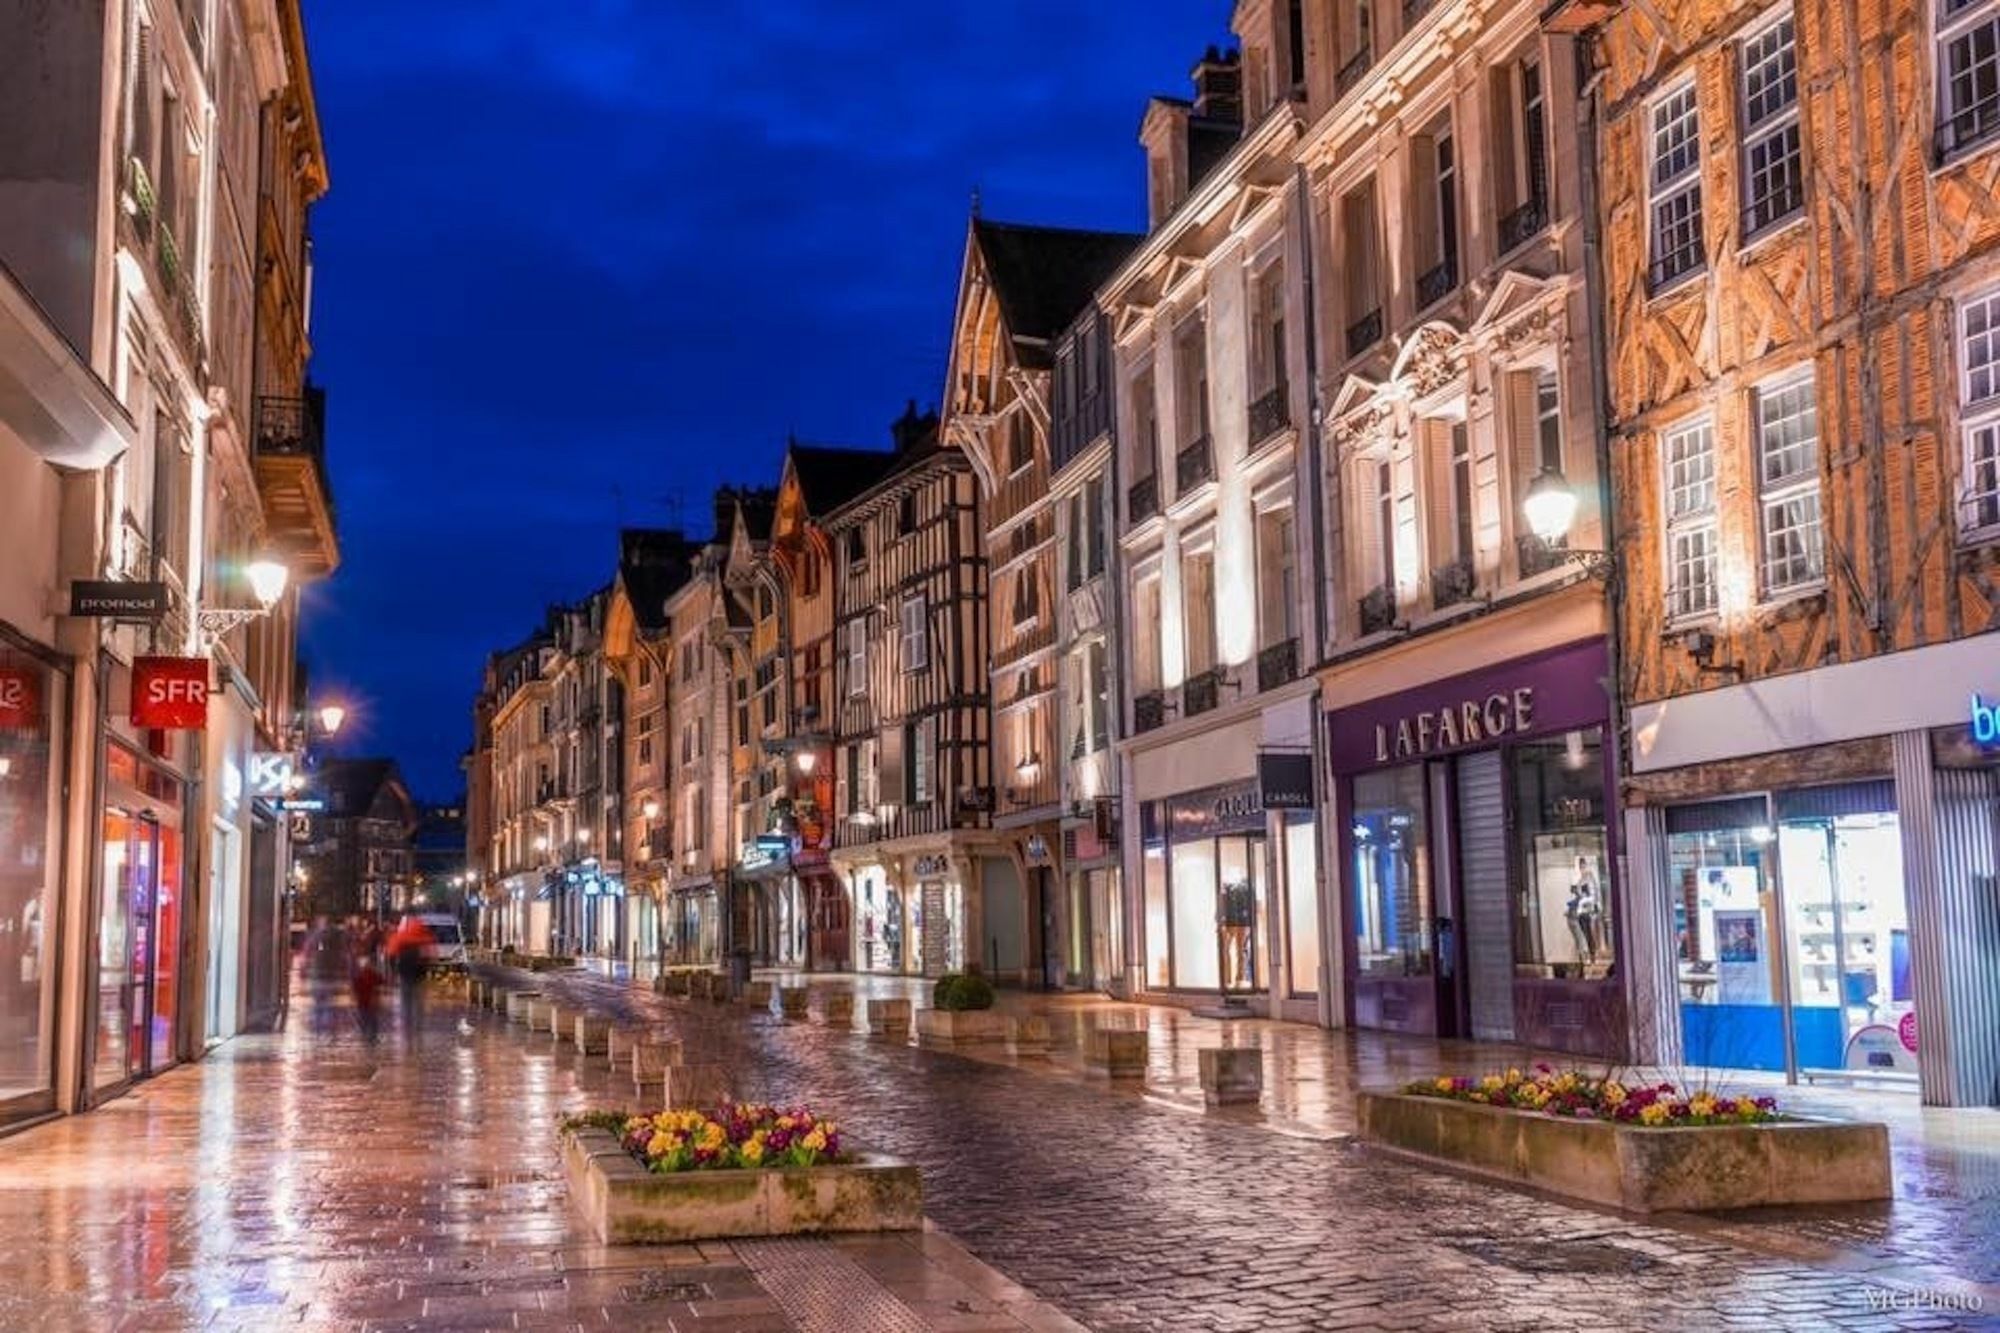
[0,967,1994,1332]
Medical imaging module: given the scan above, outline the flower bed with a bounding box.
[1406,1064,1783,1126]
[559,1105,920,1242]
[1358,1075,1889,1213]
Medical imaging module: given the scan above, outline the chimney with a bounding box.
[1192,46,1242,125]
[891,399,938,453]
[712,486,737,540]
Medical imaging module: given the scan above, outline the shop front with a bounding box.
[1625,634,2000,1107]
[666,877,719,967]
[837,845,969,979]
[0,629,66,1129]
[734,837,805,968]
[1061,809,1122,993]
[1326,638,1623,1058]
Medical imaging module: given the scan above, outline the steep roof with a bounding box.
[617,528,697,631]
[972,219,1142,365]
[316,758,410,821]
[788,443,901,516]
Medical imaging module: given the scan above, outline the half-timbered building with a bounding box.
[943,216,1138,987]
[1568,0,2000,1104]
[825,406,998,978]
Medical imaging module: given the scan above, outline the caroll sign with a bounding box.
[131,656,211,730]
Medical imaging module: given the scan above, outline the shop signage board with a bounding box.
[70,580,169,621]
[249,751,296,797]
[131,656,211,729]
[1972,694,2000,747]
[0,667,39,728]
[1326,639,1610,772]
[912,854,951,878]
[1257,751,1314,809]
[1164,779,1265,841]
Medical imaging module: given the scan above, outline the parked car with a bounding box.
[402,913,468,970]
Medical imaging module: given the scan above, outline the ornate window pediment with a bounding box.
[1391,320,1466,408]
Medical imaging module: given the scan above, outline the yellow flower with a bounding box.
[802,1128,827,1152]
[1639,1102,1671,1126]
[1689,1094,1719,1119]
[739,1138,765,1165]
[1505,1068,1523,1084]
[1480,1075,1505,1092]
[1602,1082,1627,1106]
[1435,1077,1454,1092]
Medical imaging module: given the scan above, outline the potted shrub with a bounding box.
[916,972,1008,1046]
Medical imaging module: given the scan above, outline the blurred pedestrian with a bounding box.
[385,914,435,1041]
[300,915,350,1035]
[350,940,383,1047]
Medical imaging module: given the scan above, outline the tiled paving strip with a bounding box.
[735,1238,932,1333]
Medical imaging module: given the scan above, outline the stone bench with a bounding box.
[819,992,855,1028]
[1011,1015,1052,1057]
[1198,1046,1262,1106]
[1089,1027,1148,1079]
[867,998,911,1041]
[740,980,774,1010]
[506,991,544,1025]
[778,986,809,1020]
[573,1014,611,1055]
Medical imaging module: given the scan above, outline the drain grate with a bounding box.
[736,1239,931,1333]
[1447,1237,1660,1276]
[620,1274,707,1304]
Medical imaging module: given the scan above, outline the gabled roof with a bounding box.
[617,528,697,631]
[316,758,413,823]
[972,219,1142,365]
[788,443,901,516]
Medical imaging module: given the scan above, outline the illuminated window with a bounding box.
[1648,81,1704,290]
[1662,418,1718,618]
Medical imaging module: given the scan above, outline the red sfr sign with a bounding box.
[0,668,38,729]
[131,656,211,730]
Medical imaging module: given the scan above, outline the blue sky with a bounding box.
[300,0,1229,795]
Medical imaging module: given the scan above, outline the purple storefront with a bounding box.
[1326,638,1624,1058]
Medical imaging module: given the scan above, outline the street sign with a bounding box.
[71,580,169,621]
[131,656,210,729]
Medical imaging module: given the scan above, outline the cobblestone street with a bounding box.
[0,971,1994,1332]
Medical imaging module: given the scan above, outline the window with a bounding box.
[907,716,934,804]
[1535,369,1563,475]
[1740,14,1803,237]
[1939,0,2000,158]
[1377,460,1397,591]
[1133,576,1164,692]
[1175,317,1210,444]
[801,553,821,599]
[1255,506,1298,648]
[1492,53,1550,242]
[1087,640,1110,751]
[1341,180,1384,354]
[1960,287,2000,530]
[638,736,653,766]
[1006,413,1033,473]
[899,595,928,672]
[845,617,867,696]
[898,491,918,535]
[1754,372,1824,592]
[1084,475,1106,578]
[1648,82,1704,290]
[1066,493,1085,592]
[1130,365,1160,483]
[847,527,867,566]
[1288,0,1308,87]
[1011,568,1040,627]
[1413,118,1460,303]
[1082,322,1101,396]
[1182,548,1217,676]
[1250,264,1288,399]
[1511,730,1614,981]
[1662,419,1719,618]
[1450,421,1474,562]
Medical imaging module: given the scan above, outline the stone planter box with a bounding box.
[562,1126,921,1243]
[778,986,809,1020]
[573,1015,610,1055]
[916,1009,1010,1047]
[506,991,543,1024]
[1355,1092,1892,1213]
[820,993,855,1027]
[741,981,774,1010]
[1089,1028,1147,1079]
[1199,1047,1262,1106]
[1011,1016,1051,1057]
[536,1000,566,1037]
[525,954,575,973]
[632,1040,686,1086]
[867,998,911,1040]
[608,1026,667,1069]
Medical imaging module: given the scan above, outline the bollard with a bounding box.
[778,986,809,1020]
[821,992,855,1028]
[573,1014,611,1055]
[1198,1046,1263,1106]
[1011,1015,1052,1057]
[867,997,912,1041]
[1090,1027,1148,1079]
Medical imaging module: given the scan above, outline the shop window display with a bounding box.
[1283,815,1320,996]
[1351,765,1431,977]
[0,645,60,1119]
[1511,729,1613,980]
[1142,841,1169,988]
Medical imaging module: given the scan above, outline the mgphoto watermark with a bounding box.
[1863,1286,1986,1315]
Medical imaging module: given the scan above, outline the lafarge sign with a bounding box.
[1325,640,1610,774]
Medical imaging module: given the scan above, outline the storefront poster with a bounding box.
[0,667,39,728]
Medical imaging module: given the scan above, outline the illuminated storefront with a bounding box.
[0,631,65,1128]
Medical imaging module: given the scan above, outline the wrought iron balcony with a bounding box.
[1127,473,1160,525]
[1346,308,1383,359]
[1497,196,1548,254]
[1358,584,1399,636]
[1431,557,1476,610]
[1132,690,1167,735]
[1256,638,1300,693]
[1175,434,1214,493]
[1516,531,1571,579]
[1181,668,1222,719]
[1247,384,1290,447]
[1335,47,1372,99]
[1416,256,1458,309]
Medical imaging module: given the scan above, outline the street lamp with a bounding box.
[245,556,290,607]
[196,554,292,644]
[641,798,661,820]
[317,703,346,735]
[794,749,817,776]
[1520,468,1613,581]
[534,834,550,854]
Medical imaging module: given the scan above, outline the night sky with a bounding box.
[299,0,1228,799]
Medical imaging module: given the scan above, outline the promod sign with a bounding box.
[132,656,210,729]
